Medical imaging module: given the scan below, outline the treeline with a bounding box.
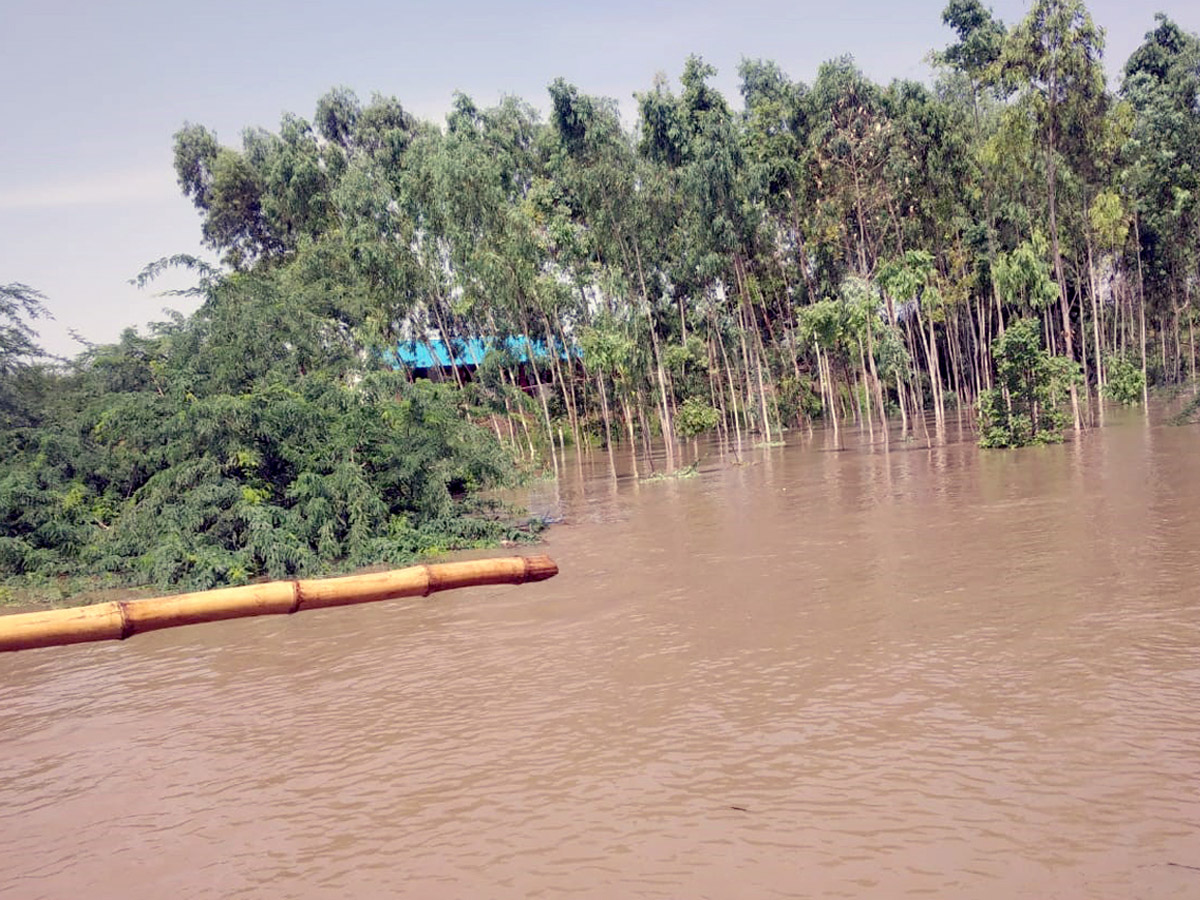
[170,0,1198,451]
[3,0,1199,591]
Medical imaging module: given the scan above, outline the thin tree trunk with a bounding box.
[718,332,744,453]
[858,334,875,442]
[1086,231,1105,397]
[864,314,888,432]
[429,300,464,389]
[1135,213,1149,404]
[1045,107,1081,431]
[630,238,674,441]
[596,372,614,450]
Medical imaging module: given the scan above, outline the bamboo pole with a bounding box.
[0,555,558,653]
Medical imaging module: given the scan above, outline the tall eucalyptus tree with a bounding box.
[1002,0,1107,429]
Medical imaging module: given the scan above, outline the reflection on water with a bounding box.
[3,410,1200,899]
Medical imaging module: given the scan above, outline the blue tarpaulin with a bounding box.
[392,337,575,369]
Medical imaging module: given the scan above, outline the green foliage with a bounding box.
[1002,0,1106,117]
[1088,190,1129,250]
[938,0,1006,80]
[978,318,1079,447]
[878,251,935,304]
[776,375,824,425]
[1122,15,1200,318]
[1102,354,1145,404]
[873,325,913,384]
[0,273,524,592]
[675,398,720,438]
[0,283,53,428]
[0,283,51,370]
[993,233,1060,311]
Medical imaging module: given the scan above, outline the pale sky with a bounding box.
[1,0,1196,357]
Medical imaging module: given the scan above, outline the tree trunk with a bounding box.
[1085,228,1105,394]
[857,335,875,442]
[1135,213,1149,404]
[864,314,888,433]
[1045,101,1081,431]
[630,238,674,441]
[596,372,614,450]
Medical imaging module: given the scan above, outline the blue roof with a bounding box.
[393,337,574,369]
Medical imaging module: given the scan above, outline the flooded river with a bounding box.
[3,411,1199,898]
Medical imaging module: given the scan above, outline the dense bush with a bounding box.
[1102,354,1146,405]
[978,318,1079,448]
[675,397,721,437]
[0,273,528,592]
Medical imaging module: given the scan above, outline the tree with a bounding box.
[0,283,52,428]
[939,0,1006,80]
[1121,15,1200,385]
[1002,0,1107,430]
[0,284,50,373]
[978,317,1078,447]
[809,57,895,278]
[0,269,529,591]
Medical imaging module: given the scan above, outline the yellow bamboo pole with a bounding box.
[0,555,558,653]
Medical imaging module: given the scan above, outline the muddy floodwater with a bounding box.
[3,410,1200,898]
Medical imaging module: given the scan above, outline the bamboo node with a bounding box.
[116,601,134,640]
[289,581,303,615]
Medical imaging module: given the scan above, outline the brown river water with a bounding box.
[2,409,1199,899]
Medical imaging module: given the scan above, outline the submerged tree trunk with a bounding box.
[1086,228,1105,400]
[595,371,614,450]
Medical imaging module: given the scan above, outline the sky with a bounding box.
[2,0,1197,357]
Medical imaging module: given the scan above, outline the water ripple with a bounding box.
[3,420,1200,898]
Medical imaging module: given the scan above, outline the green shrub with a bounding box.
[0,276,528,593]
[1102,354,1145,405]
[675,397,721,438]
[978,318,1079,448]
